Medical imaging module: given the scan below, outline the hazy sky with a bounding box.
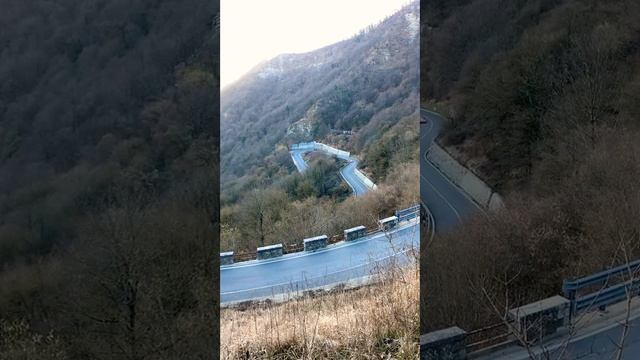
[221,0,412,89]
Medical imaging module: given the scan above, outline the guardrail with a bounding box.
[290,142,315,150]
[290,141,377,191]
[563,259,640,317]
[223,244,416,303]
[465,322,513,355]
[396,204,420,223]
[353,167,377,190]
[222,205,419,264]
[290,141,350,160]
[422,259,640,358]
[314,142,350,160]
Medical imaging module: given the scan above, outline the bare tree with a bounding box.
[237,188,288,247]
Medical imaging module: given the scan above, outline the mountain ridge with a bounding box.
[220,1,419,188]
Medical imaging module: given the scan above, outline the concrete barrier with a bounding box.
[344,225,367,241]
[508,295,570,344]
[291,142,351,160]
[256,244,283,260]
[290,142,315,151]
[420,327,467,360]
[379,216,398,231]
[314,142,351,160]
[353,167,377,190]
[427,144,503,210]
[220,251,234,265]
[488,192,504,211]
[304,235,328,251]
[290,142,378,190]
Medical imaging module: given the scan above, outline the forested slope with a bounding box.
[0,1,218,357]
[422,0,640,333]
[423,0,640,191]
[221,2,419,195]
[219,3,420,252]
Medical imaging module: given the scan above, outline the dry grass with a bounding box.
[220,262,419,359]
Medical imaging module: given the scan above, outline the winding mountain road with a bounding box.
[223,108,478,307]
[339,160,370,196]
[420,108,478,233]
[221,219,419,305]
[290,149,309,172]
[221,141,401,306]
[290,144,374,197]
[420,108,640,359]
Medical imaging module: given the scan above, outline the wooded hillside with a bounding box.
[422,0,640,333]
[423,0,640,191]
[219,3,420,253]
[221,2,419,195]
[0,1,219,357]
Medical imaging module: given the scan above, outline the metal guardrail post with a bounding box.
[561,258,640,318]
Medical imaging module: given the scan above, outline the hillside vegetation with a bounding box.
[221,2,419,196]
[220,2,420,253]
[221,257,419,359]
[0,1,218,358]
[221,162,419,252]
[423,0,640,191]
[422,0,640,332]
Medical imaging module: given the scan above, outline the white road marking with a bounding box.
[221,220,419,270]
[421,169,462,222]
[420,109,484,214]
[221,246,415,296]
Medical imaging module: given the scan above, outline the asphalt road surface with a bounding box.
[476,298,640,359]
[290,147,372,197]
[221,219,419,305]
[339,160,370,196]
[553,321,640,360]
[421,109,640,359]
[290,149,309,172]
[420,108,478,233]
